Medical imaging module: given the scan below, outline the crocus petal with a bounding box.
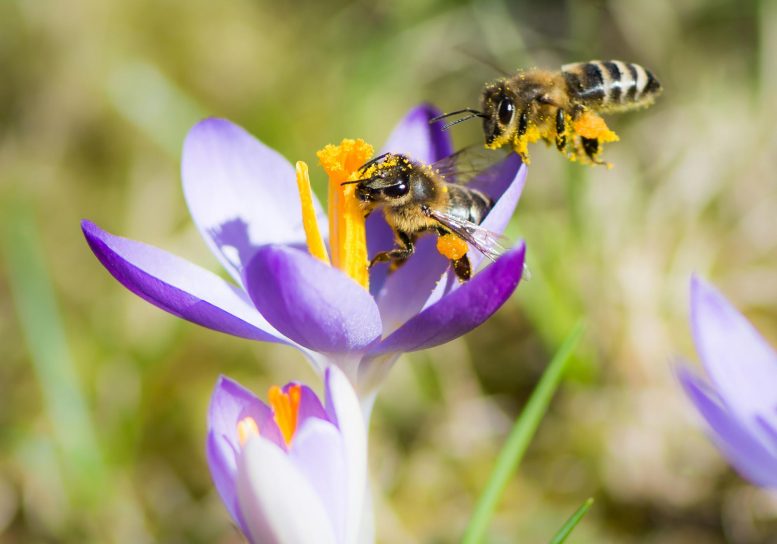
[367,104,454,295]
[182,118,327,283]
[374,237,450,335]
[244,245,382,354]
[324,367,367,544]
[82,220,285,343]
[678,366,777,487]
[469,155,526,270]
[206,377,283,533]
[691,277,777,423]
[289,418,347,544]
[370,243,526,356]
[237,438,337,544]
[293,384,330,426]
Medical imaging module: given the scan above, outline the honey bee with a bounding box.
[432,60,662,165]
[346,150,509,281]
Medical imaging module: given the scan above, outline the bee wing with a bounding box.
[427,208,507,262]
[431,145,511,186]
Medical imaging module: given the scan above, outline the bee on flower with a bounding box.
[82,106,528,398]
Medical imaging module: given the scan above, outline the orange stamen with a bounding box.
[317,139,374,290]
[268,384,302,446]
[437,233,469,260]
[237,417,259,447]
[295,161,330,264]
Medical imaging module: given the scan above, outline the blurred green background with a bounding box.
[2,0,777,542]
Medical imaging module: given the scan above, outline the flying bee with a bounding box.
[345,149,510,281]
[432,60,662,166]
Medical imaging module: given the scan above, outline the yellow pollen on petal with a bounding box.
[317,139,374,290]
[572,111,619,143]
[269,384,302,446]
[295,161,330,265]
[437,233,469,260]
[237,417,259,447]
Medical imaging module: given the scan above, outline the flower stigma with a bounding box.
[294,139,374,291]
[268,384,302,446]
[318,139,374,290]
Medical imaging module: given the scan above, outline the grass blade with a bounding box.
[3,201,107,501]
[461,320,585,544]
[549,497,594,544]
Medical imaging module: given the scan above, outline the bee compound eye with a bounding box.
[382,182,409,198]
[497,97,515,126]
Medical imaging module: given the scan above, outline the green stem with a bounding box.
[550,497,594,544]
[461,321,585,544]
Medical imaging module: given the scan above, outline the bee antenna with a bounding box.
[441,114,485,131]
[429,108,486,124]
[340,178,369,186]
[358,153,390,173]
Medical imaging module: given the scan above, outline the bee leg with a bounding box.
[555,108,567,151]
[369,232,415,270]
[517,110,528,138]
[452,255,471,282]
[581,137,602,164]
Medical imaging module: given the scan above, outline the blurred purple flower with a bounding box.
[678,277,777,488]
[208,366,367,544]
[82,105,527,394]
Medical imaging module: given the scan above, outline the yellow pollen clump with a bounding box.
[295,161,330,265]
[572,111,619,143]
[511,125,543,164]
[269,384,302,447]
[237,417,259,447]
[437,233,469,261]
[317,139,374,290]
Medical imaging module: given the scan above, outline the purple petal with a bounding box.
[182,118,327,283]
[289,419,347,543]
[370,243,526,356]
[367,104,453,295]
[678,366,777,487]
[365,212,396,298]
[237,438,337,544]
[82,220,286,343]
[244,245,382,354]
[206,376,283,532]
[381,103,453,164]
[374,237,450,335]
[286,383,330,426]
[469,156,527,270]
[691,277,777,422]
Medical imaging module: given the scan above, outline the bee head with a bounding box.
[480,80,518,148]
[347,154,414,207]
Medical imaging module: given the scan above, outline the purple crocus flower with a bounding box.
[208,366,367,543]
[82,105,527,396]
[678,277,777,488]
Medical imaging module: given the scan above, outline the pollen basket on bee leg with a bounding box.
[437,233,469,261]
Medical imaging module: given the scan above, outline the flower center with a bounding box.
[269,384,302,446]
[294,139,374,291]
[236,384,302,449]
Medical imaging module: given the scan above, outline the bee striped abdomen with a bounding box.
[562,60,662,112]
[446,185,492,225]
